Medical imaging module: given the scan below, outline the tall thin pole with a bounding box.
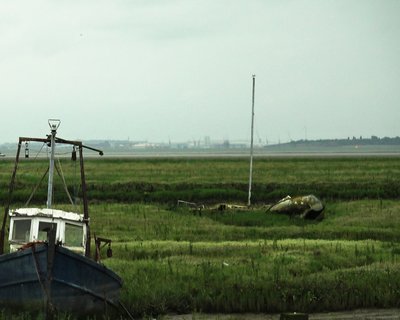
[46,119,60,209]
[79,144,91,257]
[248,75,256,207]
[0,140,22,254]
[47,127,56,208]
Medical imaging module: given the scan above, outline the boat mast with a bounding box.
[47,119,60,209]
[247,75,256,207]
[0,120,104,256]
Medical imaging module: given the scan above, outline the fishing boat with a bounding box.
[0,120,122,317]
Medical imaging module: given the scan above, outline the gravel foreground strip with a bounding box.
[162,309,400,320]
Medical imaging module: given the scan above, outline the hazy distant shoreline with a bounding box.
[2,137,400,159]
[2,150,400,159]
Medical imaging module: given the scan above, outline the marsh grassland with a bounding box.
[1,156,400,318]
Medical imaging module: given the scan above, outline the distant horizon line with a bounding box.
[1,134,399,147]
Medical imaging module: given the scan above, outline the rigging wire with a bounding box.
[56,158,74,206]
[25,167,49,206]
[26,143,78,207]
[33,143,46,160]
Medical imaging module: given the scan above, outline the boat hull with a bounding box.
[0,243,122,316]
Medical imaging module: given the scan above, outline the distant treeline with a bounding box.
[2,136,400,154]
[272,136,400,147]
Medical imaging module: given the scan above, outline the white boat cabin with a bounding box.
[8,208,87,255]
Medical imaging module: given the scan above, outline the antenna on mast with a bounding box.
[248,75,256,207]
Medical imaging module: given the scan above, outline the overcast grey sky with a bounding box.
[1,0,399,144]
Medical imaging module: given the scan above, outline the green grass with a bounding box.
[82,201,400,317]
[1,157,400,318]
[3,200,400,318]
[86,201,400,243]
[2,157,400,203]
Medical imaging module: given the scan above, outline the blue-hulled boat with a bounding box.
[0,243,121,315]
[0,120,123,317]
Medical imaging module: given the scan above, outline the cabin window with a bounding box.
[37,221,57,241]
[65,223,83,247]
[12,219,31,242]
